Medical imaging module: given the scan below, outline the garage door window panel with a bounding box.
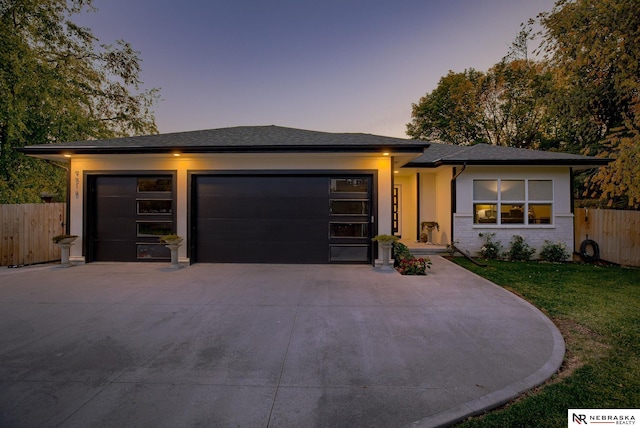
[137,222,173,237]
[137,200,172,215]
[330,223,368,238]
[330,200,368,215]
[331,178,369,193]
[137,178,172,192]
[137,244,170,260]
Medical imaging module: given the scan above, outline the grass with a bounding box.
[451,259,640,428]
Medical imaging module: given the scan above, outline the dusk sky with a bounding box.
[77,0,557,138]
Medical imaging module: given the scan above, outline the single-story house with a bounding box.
[21,125,609,265]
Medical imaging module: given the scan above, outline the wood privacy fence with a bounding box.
[574,208,640,267]
[0,203,66,267]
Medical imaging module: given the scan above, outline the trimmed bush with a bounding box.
[539,240,570,262]
[478,232,503,260]
[506,235,535,261]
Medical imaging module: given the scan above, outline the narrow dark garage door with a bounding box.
[192,175,373,264]
[88,175,175,262]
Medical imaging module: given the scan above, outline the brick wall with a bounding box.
[453,213,574,259]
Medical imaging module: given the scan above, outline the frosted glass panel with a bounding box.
[501,180,525,200]
[529,180,553,201]
[473,180,497,200]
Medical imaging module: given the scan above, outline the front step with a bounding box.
[399,241,449,256]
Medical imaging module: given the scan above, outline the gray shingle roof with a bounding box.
[21,125,427,154]
[21,125,609,167]
[404,142,610,167]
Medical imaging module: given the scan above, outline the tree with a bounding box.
[477,59,553,149]
[538,0,640,207]
[406,69,486,145]
[0,0,159,203]
[407,60,553,149]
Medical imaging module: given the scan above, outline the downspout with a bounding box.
[450,163,466,242]
[570,167,575,253]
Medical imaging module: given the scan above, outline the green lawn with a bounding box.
[451,259,640,427]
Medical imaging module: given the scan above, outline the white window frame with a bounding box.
[473,179,553,226]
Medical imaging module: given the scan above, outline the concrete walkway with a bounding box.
[0,256,564,428]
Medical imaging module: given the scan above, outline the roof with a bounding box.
[19,125,427,155]
[20,125,609,167]
[404,142,610,167]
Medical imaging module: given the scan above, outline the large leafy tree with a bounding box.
[408,0,640,208]
[0,0,159,203]
[478,59,553,149]
[538,0,640,207]
[406,69,485,145]
[407,59,553,149]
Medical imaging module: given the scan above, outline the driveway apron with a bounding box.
[0,256,564,428]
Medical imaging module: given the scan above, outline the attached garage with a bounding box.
[192,173,374,264]
[21,126,430,266]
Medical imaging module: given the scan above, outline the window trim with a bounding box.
[472,179,553,227]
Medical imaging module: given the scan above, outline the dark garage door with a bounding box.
[193,174,373,264]
[88,175,175,262]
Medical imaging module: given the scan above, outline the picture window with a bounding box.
[473,179,552,225]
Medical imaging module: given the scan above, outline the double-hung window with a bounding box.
[473,179,553,225]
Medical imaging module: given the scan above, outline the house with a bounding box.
[21,125,609,264]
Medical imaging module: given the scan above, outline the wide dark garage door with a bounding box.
[193,174,373,264]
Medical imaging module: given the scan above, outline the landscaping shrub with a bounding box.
[478,232,503,259]
[392,241,412,267]
[396,257,432,275]
[539,240,570,262]
[505,235,535,261]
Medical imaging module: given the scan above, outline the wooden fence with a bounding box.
[574,208,640,267]
[0,203,66,267]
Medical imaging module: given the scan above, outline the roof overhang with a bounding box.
[402,158,612,169]
[20,145,427,162]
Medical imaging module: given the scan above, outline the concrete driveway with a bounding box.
[0,256,564,428]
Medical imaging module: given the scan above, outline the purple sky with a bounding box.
[77,0,556,138]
